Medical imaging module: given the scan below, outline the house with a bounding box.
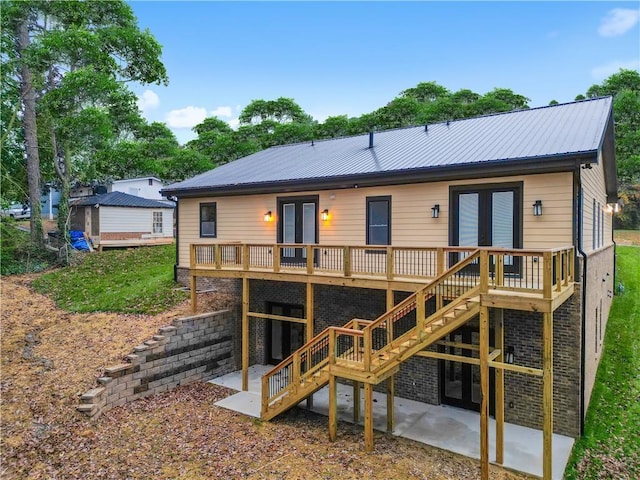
[69,191,174,250]
[162,97,617,480]
[109,176,165,200]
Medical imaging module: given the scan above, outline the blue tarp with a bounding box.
[70,230,90,251]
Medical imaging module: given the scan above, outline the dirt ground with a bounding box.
[0,274,532,480]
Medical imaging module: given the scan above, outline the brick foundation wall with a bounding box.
[582,246,615,414]
[77,310,238,418]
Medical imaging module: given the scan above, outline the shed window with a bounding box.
[366,196,391,245]
[152,211,163,234]
[200,203,217,237]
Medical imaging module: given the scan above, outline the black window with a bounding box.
[366,196,391,245]
[200,203,217,237]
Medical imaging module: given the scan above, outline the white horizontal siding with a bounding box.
[101,207,173,237]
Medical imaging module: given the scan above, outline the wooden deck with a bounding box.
[98,237,174,251]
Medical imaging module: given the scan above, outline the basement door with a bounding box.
[439,325,495,415]
[266,302,305,365]
[278,196,319,265]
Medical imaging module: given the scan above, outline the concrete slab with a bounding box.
[210,367,574,479]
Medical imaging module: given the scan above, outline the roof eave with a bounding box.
[162,152,597,199]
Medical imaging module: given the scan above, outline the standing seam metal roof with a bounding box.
[164,97,613,193]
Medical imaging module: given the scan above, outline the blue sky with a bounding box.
[128,1,640,144]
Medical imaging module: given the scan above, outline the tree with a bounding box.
[2,0,168,251]
[400,81,451,103]
[239,97,310,125]
[585,69,640,228]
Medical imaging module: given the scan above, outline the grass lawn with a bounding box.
[613,229,640,246]
[32,244,188,314]
[564,245,640,479]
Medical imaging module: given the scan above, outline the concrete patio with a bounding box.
[210,365,574,479]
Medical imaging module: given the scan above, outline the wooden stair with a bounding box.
[261,250,483,421]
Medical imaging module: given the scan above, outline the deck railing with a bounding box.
[191,243,574,297]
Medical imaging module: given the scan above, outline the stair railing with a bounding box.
[362,249,482,369]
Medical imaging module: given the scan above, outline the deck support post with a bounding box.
[242,277,249,391]
[479,305,489,480]
[190,274,197,313]
[353,380,360,423]
[495,308,505,465]
[543,311,553,480]
[306,281,315,409]
[329,375,337,441]
[364,382,374,452]
[386,288,395,433]
[386,377,394,433]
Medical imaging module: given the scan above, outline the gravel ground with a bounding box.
[1,274,532,480]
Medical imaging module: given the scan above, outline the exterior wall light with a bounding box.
[533,200,543,216]
[505,346,515,364]
[264,211,272,222]
[431,204,440,218]
[321,209,329,221]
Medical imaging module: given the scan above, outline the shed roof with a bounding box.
[163,97,615,197]
[70,191,174,209]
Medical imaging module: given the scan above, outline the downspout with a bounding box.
[575,166,587,435]
[173,197,179,282]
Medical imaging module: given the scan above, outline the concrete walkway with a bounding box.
[210,365,574,479]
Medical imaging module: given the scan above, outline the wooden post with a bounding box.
[387,376,394,433]
[353,380,360,423]
[344,246,351,277]
[480,250,489,294]
[215,244,221,269]
[190,274,197,313]
[306,281,315,409]
[543,251,553,299]
[495,309,505,464]
[364,382,374,452]
[386,288,395,433]
[436,247,445,275]
[543,311,553,480]
[306,245,314,274]
[242,244,249,271]
[329,375,337,441]
[242,277,249,391]
[479,305,489,480]
[562,249,569,286]
[496,255,504,287]
[415,289,425,336]
[273,245,280,273]
[386,246,394,280]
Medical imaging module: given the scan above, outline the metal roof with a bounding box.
[164,97,613,196]
[70,191,174,209]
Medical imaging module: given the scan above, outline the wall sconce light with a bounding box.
[263,211,272,222]
[431,204,440,218]
[505,346,515,364]
[606,202,621,214]
[321,209,329,221]
[533,200,543,216]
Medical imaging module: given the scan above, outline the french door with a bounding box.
[450,183,522,274]
[266,303,305,365]
[277,196,318,265]
[439,326,495,414]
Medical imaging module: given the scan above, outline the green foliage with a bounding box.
[0,221,58,275]
[585,69,640,228]
[32,244,187,314]
[564,246,640,478]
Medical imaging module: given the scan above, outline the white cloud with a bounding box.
[136,90,160,114]
[165,106,207,128]
[227,117,240,130]
[598,8,640,37]
[591,59,640,80]
[210,106,233,118]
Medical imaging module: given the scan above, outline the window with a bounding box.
[592,199,596,250]
[148,178,153,186]
[600,204,604,248]
[366,196,391,245]
[152,211,163,234]
[200,202,217,237]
